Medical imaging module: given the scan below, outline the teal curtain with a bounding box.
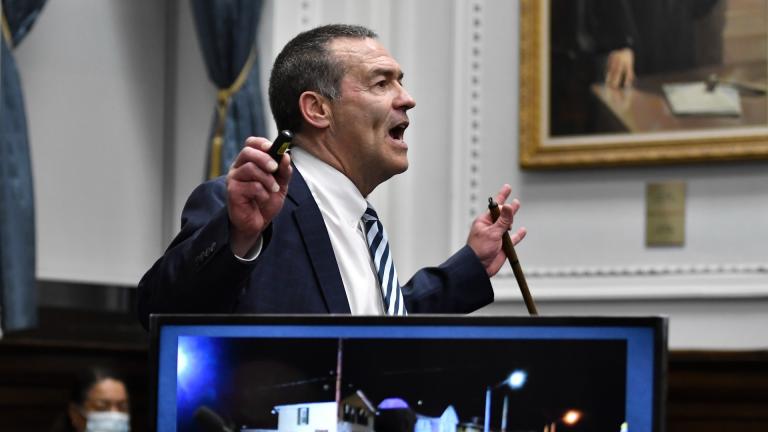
[190,0,266,179]
[0,0,46,334]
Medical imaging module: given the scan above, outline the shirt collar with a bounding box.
[291,147,368,227]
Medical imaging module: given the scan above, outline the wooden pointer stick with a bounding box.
[488,197,538,316]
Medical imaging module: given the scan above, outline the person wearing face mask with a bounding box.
[49,367,131,432]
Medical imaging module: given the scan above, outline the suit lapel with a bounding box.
[288,170,351,314]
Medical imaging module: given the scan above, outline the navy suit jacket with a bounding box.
[137,169,493,329]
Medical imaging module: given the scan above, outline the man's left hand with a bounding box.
[466,184,527,277]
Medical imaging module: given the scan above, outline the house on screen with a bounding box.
[415,405,459,432]
[274,390,375,432]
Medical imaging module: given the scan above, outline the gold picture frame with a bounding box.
[519,0,768,169]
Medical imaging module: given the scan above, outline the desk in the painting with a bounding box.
[590,64,767,134]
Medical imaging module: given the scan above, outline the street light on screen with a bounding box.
[507,370,527,389]
[483,369,527,432]
[543,409,583,432]
[562,409,582,426]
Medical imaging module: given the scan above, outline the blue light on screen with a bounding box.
[176,336,222,403]
[177,345,188,377]
[158,334,228,430]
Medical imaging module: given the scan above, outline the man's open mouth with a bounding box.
[388,122,408,140]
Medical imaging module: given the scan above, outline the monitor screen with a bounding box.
[150,315,667,432]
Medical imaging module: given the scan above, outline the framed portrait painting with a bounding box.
[519,0,768,168]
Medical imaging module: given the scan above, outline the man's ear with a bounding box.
[298,91,332,129]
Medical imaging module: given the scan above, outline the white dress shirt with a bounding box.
[291,147,387,315]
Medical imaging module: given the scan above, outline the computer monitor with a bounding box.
[150,315,667,432]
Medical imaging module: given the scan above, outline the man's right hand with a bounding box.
[227,136,293,257]
[605,47,635,89]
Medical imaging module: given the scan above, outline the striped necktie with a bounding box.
[361,204,407,316]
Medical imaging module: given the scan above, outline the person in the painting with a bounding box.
[550,0,724,135]
[601,0,724,88]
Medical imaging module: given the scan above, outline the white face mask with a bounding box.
[84,411,130,432]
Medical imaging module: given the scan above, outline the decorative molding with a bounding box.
[492,263,768,300]
[491,275,768,302]
[450,0,485,249]
[298,0,316,30]
[490,263,768,302]
[497,263,768,278]
[467,0,483,219]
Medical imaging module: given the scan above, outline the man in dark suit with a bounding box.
[137,24,526,329]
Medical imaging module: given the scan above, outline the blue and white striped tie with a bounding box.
[361,204,407,316]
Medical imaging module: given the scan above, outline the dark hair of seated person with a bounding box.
[49,366,130,432]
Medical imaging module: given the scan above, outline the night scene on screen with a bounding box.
[174,336,628,432]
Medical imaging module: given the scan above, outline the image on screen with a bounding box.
[175,337,625,432]
[154,319,663,432]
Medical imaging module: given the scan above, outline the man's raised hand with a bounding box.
[227,136,292,257]
[466,184,527,277]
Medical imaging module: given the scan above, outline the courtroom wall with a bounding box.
[16,0,768,349]
[15,0,167,285]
